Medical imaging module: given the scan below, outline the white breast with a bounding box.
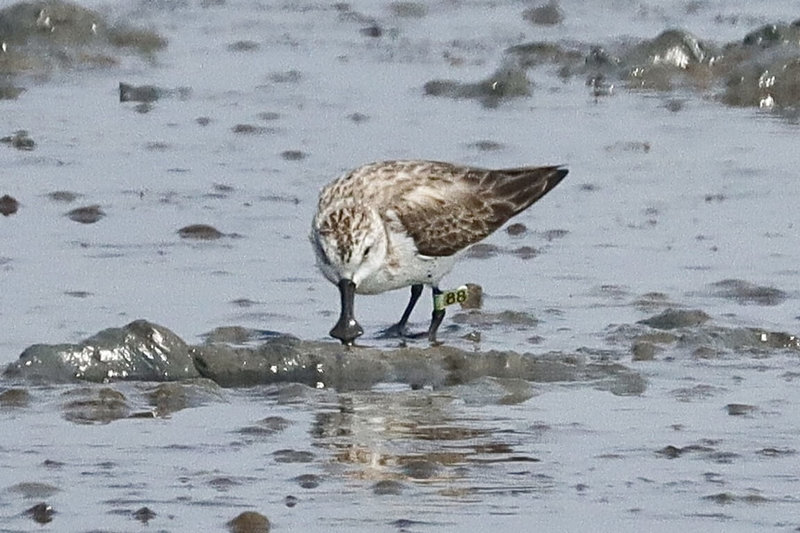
[355,224,457,295]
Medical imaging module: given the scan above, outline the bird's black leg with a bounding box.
[427,286,446,345]
[378,284,423,338]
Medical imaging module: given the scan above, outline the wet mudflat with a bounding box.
[2,0,800,531]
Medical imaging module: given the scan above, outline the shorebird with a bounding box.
[311,160,567,345]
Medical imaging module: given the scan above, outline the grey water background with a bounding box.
[2,0,800,531]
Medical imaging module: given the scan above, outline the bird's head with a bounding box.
[311,202,388,345]
[311,202,388,290]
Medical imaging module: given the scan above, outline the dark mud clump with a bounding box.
[0,1,166,77]
[506,222,527,236]
[178,224,224,240]
[1,130,35,150]
[227,511,270,533]
[132,507,156,524]
[4,319,200,382]
[5,319,650,395]
[638,308,710,330]
[8,481,59,499]
[0,387,31,407]
[62,387,129,424]
[373,479,405,495]
[293,473,321,488]
[0,194,19,216]
[434,20,800,117]
[709,279,788,306]
[424,65,531,108]
[119,83,191,103]
[726,403,757,416]
[631,340,660,361]
[466,139,504,152]
[232,124,266,135]
[0,85,25,99]
[633,292,674,312]
[388,2,428,18]
[46,190,81,203]
[522,1,564,26]
[615,312,799,362]
[65,205,105,224]
[460,283,483,310]
[451,309,539,329]
[510,245,539,259]
[228,40,259,52]
[541,229,569,241]
[119,82,160,103]
[280,150,308,161]
[23,502,55,524]
[236,416,291,438]
[144,380,223,417]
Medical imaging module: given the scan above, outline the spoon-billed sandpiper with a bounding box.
[311,160,567,345]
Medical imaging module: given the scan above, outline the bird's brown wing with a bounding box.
[388,164,567,257]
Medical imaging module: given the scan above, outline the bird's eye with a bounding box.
[363,246,371,258]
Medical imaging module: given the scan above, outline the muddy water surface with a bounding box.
[2,0,800,531]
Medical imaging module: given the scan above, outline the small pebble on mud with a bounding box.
[0,388,30,407]
[62,387,129,424]
[46,191,81,203]
[232,124,266,135]
[510,246,539,260]
[227,511,270,533]
[66,205,105,224]
[0,85,25,100]
[523,1,564,25]
[541,229,569,241]
[119,82,161,103]
[280,150,308,161]
[9,482,60,499]
[506,222,527,236]
[293,474,320,489]
[133,507,156,523]
[228,40,259,52]
[709,279,787,306]
[631,341,658,361]
[178,224,224,240]
[402,459,440,480]
[638,308,710,330]
[24,503,54,524]
[1,130,35,150]
[388,2,428,18]
[460,283,483,309]
[360,24,382,38]
[373,479,405,495]
[467,139,504,152]
[347,112,369,123]
[0,195,19,216]
[726,403,757,416]
[268,70,302,83]
[273,449,315,463]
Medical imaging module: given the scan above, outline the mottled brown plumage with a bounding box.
[317,160,567,257]
[311,160,568,345]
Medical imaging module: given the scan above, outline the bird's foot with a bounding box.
[377,323,443,345]
[376,323,419,339]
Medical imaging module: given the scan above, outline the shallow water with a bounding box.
[2,0,800,530]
